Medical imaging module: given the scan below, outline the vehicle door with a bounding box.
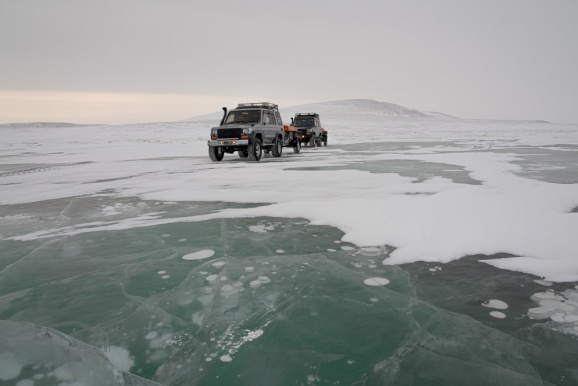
[262,110,278,144]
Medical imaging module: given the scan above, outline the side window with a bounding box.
[275,112,282,125]
[269,112,276,125]
[263,113,269,124]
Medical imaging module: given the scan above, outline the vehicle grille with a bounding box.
[298,128,309,134]
[218,128,243,138]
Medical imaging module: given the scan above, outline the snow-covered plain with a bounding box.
[3,99,578,281]
[2,99,578,385]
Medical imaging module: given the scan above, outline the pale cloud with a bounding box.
[0,91,311,124]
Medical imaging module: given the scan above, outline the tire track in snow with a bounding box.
[0,161,93,178]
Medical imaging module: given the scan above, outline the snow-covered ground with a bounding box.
[2,99,578,281]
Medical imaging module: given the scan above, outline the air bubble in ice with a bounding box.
[490,311,506,319]
[363,278,390,286]
[220,355,233,362]
[221,285,234,292]
[145,331,158,340]
[360,247,381,256]
[481,299,508,310]
[249,225,267,233]
[257,276,271,284]
[182,250,215,260]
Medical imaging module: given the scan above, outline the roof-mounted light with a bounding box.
[237,102,278,109]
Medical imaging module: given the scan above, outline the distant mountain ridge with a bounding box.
[0,122,106,128]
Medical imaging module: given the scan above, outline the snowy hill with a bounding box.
[281,99,448,120]
[184,99,454,126]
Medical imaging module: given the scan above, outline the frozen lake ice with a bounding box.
[1,102,578,385]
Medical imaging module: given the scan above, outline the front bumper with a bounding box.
[208,139,249,147]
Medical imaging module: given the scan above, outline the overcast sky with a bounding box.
[1,0,577,124]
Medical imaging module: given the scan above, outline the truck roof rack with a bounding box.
[237,102,278,109]
[295,113,319,117]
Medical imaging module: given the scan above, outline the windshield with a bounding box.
[294,117,315,127]
[225,110,261,124]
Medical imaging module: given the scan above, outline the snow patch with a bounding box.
[0,352,23,381]
[103,346,134,372]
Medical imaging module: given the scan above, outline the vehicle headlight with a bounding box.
[211,129,217,135]
[242,128,252,134]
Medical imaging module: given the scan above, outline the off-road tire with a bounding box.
[209,146,224,162]
[238,149,248,158]
[323,136,327,146]
[316,136,322,147]
[248,138,263,161]
[309,135,316,148]
[293,138,301,154]
[272,136,283,158]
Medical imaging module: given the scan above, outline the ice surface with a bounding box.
[1,212,578,384]
[0,320,159,385]
[2,100,578,384]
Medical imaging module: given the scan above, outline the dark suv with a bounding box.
[292,113,327,147]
